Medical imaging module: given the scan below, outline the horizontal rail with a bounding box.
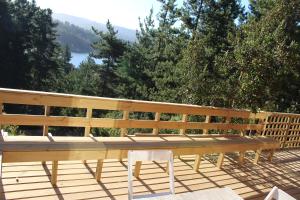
[0,114,264,130]
[0,88,267,118]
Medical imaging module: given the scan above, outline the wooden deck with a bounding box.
[1,148,299,200]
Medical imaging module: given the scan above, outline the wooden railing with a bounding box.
[260,112,300,148]
[0,88,299,148]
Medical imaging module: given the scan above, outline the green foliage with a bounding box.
[2,125,24,136]
[89,20,127,97]
[178,0,242,106]
[0,0,72,91]
[65,57,103,96]
[217,0,300,112]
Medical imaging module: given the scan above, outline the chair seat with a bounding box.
[264,186,296,200]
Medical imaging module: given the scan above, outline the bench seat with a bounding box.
[0,135,280,185]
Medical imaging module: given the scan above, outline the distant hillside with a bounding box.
[55,21,97,53]
[53,13,137,43]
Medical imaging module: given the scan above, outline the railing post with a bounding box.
[224,116,231,135]
[203,115,211,135]
[41,105,50,165]
[260,113,271,137]
[180,114,188,135]
[152,112,161,135]
[83,108,92,164]
[43,105,50,136]
[121,110,129,137]
[84,108,93,137]
[282,116,291,148]
[119,110,129,162]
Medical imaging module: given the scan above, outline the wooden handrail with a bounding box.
[0,88,266,118]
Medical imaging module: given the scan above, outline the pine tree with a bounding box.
[90,20,126,97]
[178,0,242,106]
[0,0,68,91]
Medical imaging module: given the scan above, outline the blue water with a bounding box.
[70,52,102,67]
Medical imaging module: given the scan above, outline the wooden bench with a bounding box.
[0,88,283,186]
[0,134,280,186]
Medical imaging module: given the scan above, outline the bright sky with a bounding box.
[35,0,249,30]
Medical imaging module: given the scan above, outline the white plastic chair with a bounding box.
[264,186,296,200]
[127,150,175,200]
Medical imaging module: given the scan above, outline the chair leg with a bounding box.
[95,159,104,182]
[51,161,58,186]
[168,156,175,195]
[254,149,262,164]
[238,151,245,165]
[134,161,142,178]
[217,153,225,169]
[193,154,202,171]
[128,156,133,200]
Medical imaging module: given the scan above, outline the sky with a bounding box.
[35,0,249,30]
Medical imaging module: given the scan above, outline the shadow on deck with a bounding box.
[1,149,300,200]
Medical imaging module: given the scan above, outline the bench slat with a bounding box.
[0,136,279,163]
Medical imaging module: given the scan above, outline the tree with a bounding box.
[0,0,16,88]
[120,1,185,102]
[0,0,68,91]
[217,0,300,112]
[65,57,102,96]
[178,0,242,106]
[90,20,127,97]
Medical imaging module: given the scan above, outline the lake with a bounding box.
[70,52,102,67]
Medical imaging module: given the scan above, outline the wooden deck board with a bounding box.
[1,149,299,200]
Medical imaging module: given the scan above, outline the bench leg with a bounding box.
[254,149,262,164]
[51,161,58,186]
[119,150,125,162]
[238,151,245,165]
[134,161,142,178]
[268,149,275,162]
[0,152,2,178]
[166,154,176,174]
[193,154,202,171]
[217,153,225,169]
[95,159,104,182]
[165,161,169,174]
